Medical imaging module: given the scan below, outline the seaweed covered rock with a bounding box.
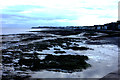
[65,46,93,51]
[54,51,66,54]
[18,55,91,73]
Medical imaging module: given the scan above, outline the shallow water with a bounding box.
[30,43,118,78]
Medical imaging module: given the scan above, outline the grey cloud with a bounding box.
[1,4,81,28]
[2,14,30,19]
[3,5,45,12]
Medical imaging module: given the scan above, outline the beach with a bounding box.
[1,28,119,79]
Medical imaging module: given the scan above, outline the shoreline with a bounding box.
[1,29,119,79]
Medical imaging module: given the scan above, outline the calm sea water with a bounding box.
[1,28,30,35]
[1,28,48,35]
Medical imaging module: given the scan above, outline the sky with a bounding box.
[0,0,118,28]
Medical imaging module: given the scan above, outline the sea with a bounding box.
[1,27,48,35]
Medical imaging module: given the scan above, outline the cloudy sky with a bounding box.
[0,0,118,28]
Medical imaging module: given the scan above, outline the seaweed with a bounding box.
[54,51,66,54]
[18,55,91,73]
[67,46,93,50]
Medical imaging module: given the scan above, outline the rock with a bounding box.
[54,51,66,54]
[67,46,93,50]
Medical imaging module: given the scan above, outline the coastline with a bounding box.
[1,29,119,79]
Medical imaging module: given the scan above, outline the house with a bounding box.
[103,26,107,29]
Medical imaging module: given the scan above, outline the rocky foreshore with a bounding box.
[1,28,119,79]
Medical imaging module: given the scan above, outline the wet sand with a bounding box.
[99,37,120,80]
